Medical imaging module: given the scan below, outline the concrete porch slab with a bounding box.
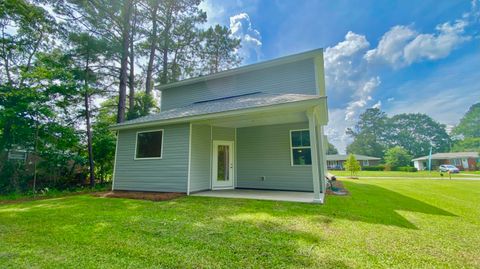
[191,189,323,203]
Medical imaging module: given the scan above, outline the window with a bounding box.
[8,150,27,161]
[135,130,163,159]
[363,160,369,166]
[290,130,311,165]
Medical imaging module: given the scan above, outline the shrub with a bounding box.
[344,154,361,177]
[362,165,385,171]
[393,166,418,172]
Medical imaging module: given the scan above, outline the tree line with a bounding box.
[345,103,480,162]
[0,0,241,194]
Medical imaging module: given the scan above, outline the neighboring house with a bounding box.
[412,152,479,171]
[110,49,329,203]
[326,154,381,170]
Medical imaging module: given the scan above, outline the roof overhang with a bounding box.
[111,97,326,131]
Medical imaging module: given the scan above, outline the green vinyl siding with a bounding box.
[190,125,212,192]
[161,59,316,110]
[237,122,313,191]
[212,126,235,141]
[113,124,189,192]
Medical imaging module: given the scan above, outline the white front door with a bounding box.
[212,140,234,189]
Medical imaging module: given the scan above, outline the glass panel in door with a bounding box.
[217,145,230,181]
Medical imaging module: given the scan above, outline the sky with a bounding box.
[199,0,480,153]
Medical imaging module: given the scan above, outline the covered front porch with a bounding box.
[187,95,328,203]
[192,189,318,203]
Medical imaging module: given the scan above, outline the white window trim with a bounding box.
[134,129,164,160]
[290,129,312,166]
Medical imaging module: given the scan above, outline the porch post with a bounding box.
[316,124,327,193]
[307,110,322,203]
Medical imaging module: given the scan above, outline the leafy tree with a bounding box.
[200,25,241,74]
[347,108,451,158]
[0,50,83,193]
[344,154,361,177]
[0,0,57,86]
[451,137,480,152]
[347,132,386,158]
[389,113,451,157]
[326,142,338,155]
[452,103,480,138]
[347,108,389,139]
[92,100,118,183]
[346,108,389,158]
[384,146,412,168]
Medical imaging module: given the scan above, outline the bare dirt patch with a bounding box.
[93,191,185,201]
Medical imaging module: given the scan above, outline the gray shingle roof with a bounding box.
[326,154,381,161]
[112,92,322,129]
[412,152,479,161]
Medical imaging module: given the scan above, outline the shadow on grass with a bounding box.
[211,180,457,230]
[328,181,457,229]
[185,180,457,230]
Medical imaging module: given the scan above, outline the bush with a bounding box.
[344,154,361,177]
[393,166,418,172]
[362,165,385,171]
[385,146,412,167]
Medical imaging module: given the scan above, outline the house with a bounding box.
[110,49,329,203]
[412,152,479,171]
[326,154,381,170]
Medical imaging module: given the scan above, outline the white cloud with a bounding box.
[366,1,479,68]
[364,25,417,67]
[372,100,382,109]
[403,20,470,64]
[324,31,370,64]
[344,77,381,120]
[324,109,353,154]
[229,13,262,63]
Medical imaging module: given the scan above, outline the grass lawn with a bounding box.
[1,179,480,268]
[332,170,480,178]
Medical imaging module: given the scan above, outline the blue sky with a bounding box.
[200,0,480,152]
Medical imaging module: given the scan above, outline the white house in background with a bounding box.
[412,152,479,171]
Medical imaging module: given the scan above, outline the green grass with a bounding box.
[0,184,111,201]
[1,179,480,268]
[332,170,480,178]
